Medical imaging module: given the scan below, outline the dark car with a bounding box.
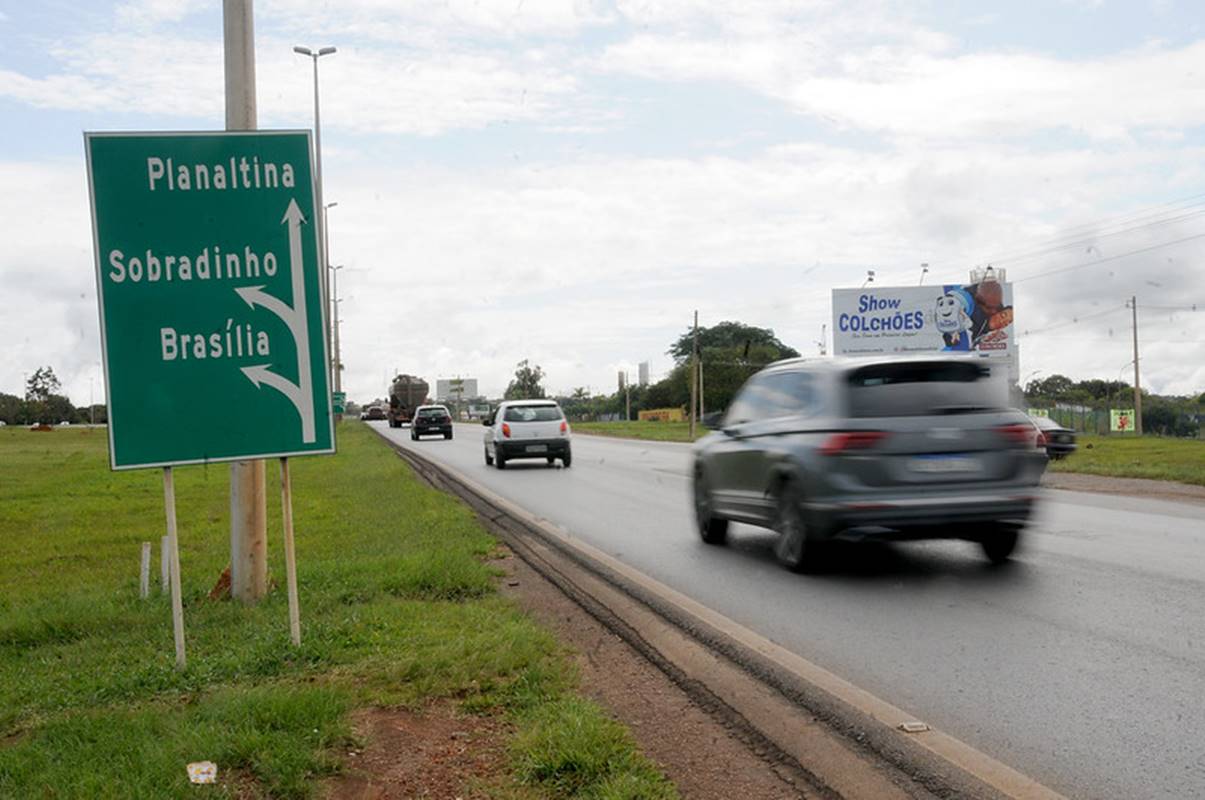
[1030,415,1076,460]
[692,357,1048,572]
[411,405,453,440]
[364,405,387,421]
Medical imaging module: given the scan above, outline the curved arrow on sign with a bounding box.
[236,199,317,443]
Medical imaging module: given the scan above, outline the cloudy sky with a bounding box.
[2,0,1204,406]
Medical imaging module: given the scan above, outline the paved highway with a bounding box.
[372,421,1205,799]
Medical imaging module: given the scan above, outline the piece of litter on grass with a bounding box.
[187,761,218,784]
[899,721,930,733]
[506,579,520,587]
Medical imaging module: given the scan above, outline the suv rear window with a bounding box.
[504,405,562,422]
[847,361,998,418]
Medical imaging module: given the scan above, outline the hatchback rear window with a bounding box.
[846,361,998,418]
[418,408,447,417]
[504,405,562,422]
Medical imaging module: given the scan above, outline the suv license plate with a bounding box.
[526,444,548,453]
[910,455,980,474]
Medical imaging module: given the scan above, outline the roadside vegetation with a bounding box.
[571,420,703,443]
[0,423,676,799]
[1048,434,1205,486]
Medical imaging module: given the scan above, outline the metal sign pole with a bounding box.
[279,458,302,646]
[162,467,187,669]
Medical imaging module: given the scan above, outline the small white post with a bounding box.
[279,458,302,646]
[162,467,186,669]
[160,535,170,592]
[139,542,151,599]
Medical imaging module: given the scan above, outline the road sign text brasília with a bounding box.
[86,131,334,469]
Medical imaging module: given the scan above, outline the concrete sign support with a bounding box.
[162,467,186,668]
[279,457,302,645]
[225,0,268,604]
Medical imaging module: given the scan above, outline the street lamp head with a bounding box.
[318,46,337,56]
[293,45,313,56]
[325,201,338,209]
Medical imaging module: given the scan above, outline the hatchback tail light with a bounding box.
[996,423,1040,447]
[501,422,511,438]
[819,430,888,456]
[560,421,568,435]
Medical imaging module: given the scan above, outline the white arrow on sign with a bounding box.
[237,199,317,443]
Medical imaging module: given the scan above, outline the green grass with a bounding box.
[1049,434,1205,486]
[571,421,703,443]
[0,423,677,799]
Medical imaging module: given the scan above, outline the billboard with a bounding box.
[832,279,1014,358]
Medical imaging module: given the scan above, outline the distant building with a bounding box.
[617,370,627,392]
[638,361,649,387]
[436,378,478,402]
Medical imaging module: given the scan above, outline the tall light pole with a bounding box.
[324,201,338,389]
[293,44,336,397]
[330,263,344,395]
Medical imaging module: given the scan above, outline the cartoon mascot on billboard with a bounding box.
[936,287,974,350]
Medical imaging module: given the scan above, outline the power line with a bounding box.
[1012,231,1205,283]
[1017,304,1127,337]
[986,207,1205,268]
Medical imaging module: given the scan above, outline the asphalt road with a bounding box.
[373,421,1205,800]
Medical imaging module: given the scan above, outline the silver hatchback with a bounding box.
[692,357,1047,572]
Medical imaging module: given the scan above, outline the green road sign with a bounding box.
[86,131,335,470]
[332,391,346,415]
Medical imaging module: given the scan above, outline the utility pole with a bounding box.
[624,372,631,421]
[689,311,698,438]
[224,0,268,603]
[331,262,343,396]
[1130,296,1143,434]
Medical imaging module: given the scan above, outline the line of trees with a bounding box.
[0,366,106,426]
[1025,373,1204,437]
[555,321,800,421]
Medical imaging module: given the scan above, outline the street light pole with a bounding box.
[330,263,344,395]
[293,45,336,396]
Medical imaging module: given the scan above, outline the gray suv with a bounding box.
[692,357,1047,572]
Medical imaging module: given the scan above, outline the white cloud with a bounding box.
[601,28,1205,142]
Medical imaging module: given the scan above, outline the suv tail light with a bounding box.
[996,423,1040,448]
[501,422,511,438]
[560,421,568,435]
[819,431,888,455]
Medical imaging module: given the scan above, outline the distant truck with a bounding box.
[388,375,429,428]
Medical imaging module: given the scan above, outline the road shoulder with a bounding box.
[1042,471,1205,506]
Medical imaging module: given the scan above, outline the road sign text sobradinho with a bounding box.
[86,131,334,469]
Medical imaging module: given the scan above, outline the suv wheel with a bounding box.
[693,470,728,545]
[980,524,1021,564]
[773,486,816,573]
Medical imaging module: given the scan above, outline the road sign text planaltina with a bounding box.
[86,131,334,470]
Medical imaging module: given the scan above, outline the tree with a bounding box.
[25,366,61,402]
[0,392,30,425]
[504,360,546,400]
[668,321,799,364]
[1025,374,1075,401]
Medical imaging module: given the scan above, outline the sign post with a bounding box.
[86,130,334,662]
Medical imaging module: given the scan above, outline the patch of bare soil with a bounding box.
[496,551,812,800]
[328,702,511,800]
[1042,471,1205,506]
